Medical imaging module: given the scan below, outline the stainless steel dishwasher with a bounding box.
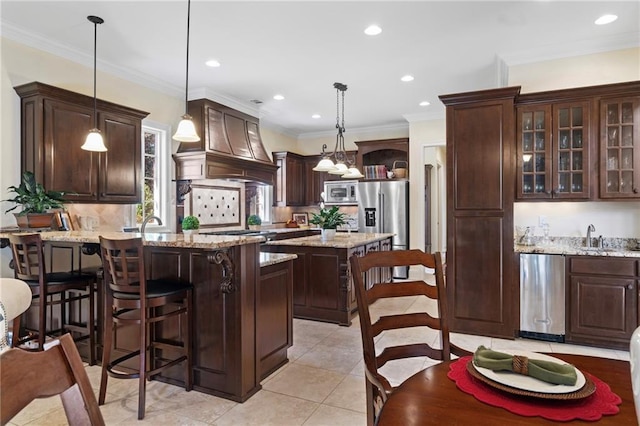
[519,253,565,342]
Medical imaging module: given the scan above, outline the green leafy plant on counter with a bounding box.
[181,215,200,230]
[4,171,66,214]
[309,206,347,229]
[247,214,262,226]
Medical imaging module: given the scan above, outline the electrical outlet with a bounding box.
[538,215,548,226]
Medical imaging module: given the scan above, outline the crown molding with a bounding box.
[402,110,445,123]
[499,32,640,66]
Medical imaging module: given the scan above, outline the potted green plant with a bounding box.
[181,215,200,235]
[309,206,347,241]
[247,214,262,230]
[4,171,66,228]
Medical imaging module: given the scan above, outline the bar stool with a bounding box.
[98,236,193,420]
[8,233,96,364]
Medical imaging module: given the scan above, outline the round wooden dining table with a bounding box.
[376,353,635,425]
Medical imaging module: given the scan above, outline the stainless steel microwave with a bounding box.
[324,181,358,205]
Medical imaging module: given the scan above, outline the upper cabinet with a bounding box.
[15,82,149,203]
[517,101,591,199]
[273,151,305,206]
[516,81,640,201]
[600,97,640,198]
[355,138,408,180]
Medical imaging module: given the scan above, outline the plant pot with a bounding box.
[321,228,336,242]
[13,212,56,229]
[183,229,199,236]
[248,225,261,231]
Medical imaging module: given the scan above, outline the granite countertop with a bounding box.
[515,236,640,258]
[259,252,297,267]
[0,230,264,249]
[264,232,394,249]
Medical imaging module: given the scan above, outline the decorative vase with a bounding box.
[183,229,199,236]
[321,228,336,242]
[13,212,56,229]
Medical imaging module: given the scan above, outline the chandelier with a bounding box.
[313,83,364,179]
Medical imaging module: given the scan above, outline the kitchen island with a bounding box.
[262,232,394,326]
[0,230,295,402]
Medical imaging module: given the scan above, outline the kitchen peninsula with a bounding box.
[0,230,295,403]
[262,232,394,326]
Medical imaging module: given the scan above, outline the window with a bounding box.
[135,121,172,231]
[248,185,272,224]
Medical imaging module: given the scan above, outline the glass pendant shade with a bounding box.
[342,165,364,179]
[173,114,200,142]
[328,162,349,175]
[81,129,107,152]
[313,157,336,172]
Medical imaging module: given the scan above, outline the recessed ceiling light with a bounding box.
[312,114,321,119]
[364,24,382,36]
[419,101,430,107]
[401,75,414,82]
[273,94,285,100]
[595,14,618,25]
[205,59,221,67]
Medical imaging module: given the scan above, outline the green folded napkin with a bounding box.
[473,345,577,386]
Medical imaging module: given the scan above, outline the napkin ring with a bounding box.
[512,355,529,375]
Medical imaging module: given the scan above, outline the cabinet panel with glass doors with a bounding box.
[600,97,640,199]
[517,101,590,200]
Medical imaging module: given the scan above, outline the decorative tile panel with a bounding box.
[187,184,242,228]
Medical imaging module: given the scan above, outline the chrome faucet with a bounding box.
[586,224,595,248]
[141,215,163,233]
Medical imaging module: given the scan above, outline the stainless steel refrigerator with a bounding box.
[357,180,409,279]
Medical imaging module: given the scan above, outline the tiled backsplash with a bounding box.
[185,182,244,229]
[65,204,132,231]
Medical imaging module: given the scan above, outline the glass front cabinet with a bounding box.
[600,97,640,199]
[517,101,590,200]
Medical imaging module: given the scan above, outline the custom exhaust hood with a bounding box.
[173,99,277,185]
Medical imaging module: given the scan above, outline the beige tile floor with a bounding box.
[9,295,630,425]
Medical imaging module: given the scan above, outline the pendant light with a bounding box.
[81,16,108,152]
[313,83,363,179]
[173,0,200,142]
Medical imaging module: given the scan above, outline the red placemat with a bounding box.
[447,356,622,422]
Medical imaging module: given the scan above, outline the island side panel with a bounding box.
[258,259,294,379]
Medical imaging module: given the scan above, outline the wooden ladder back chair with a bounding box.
[98,236,193,420]
[8,233,96,365]
[0,333,105,426]
[349,249,470,426]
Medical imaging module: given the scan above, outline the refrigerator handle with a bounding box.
[380,192,384,233]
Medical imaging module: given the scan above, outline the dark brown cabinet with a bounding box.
[600,96,640,198]
[355,138,408,180]
[258,259,293,380]
[304,155,329,205]
[516,101,591,199]
[15,82,148,203]
[263,236,393,326]
[566,256,638,350]
[440,87,519,339]
[273,152,305,206]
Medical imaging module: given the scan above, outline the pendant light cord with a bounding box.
[184,0,191,115]
[92,18,98,129]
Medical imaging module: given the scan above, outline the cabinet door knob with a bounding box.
[628,284,633,290]
[633,187,638,194]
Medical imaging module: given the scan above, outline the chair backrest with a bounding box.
[99,236,146,295]
[350,249,467,424]
[8,233,46,282]
[0,333,105,425]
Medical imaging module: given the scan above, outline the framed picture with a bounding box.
[292,213,308,226]
[55,211,73,231]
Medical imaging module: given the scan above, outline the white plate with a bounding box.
[472,350,585,394]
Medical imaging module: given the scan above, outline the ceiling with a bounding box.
[2,1,638,138]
